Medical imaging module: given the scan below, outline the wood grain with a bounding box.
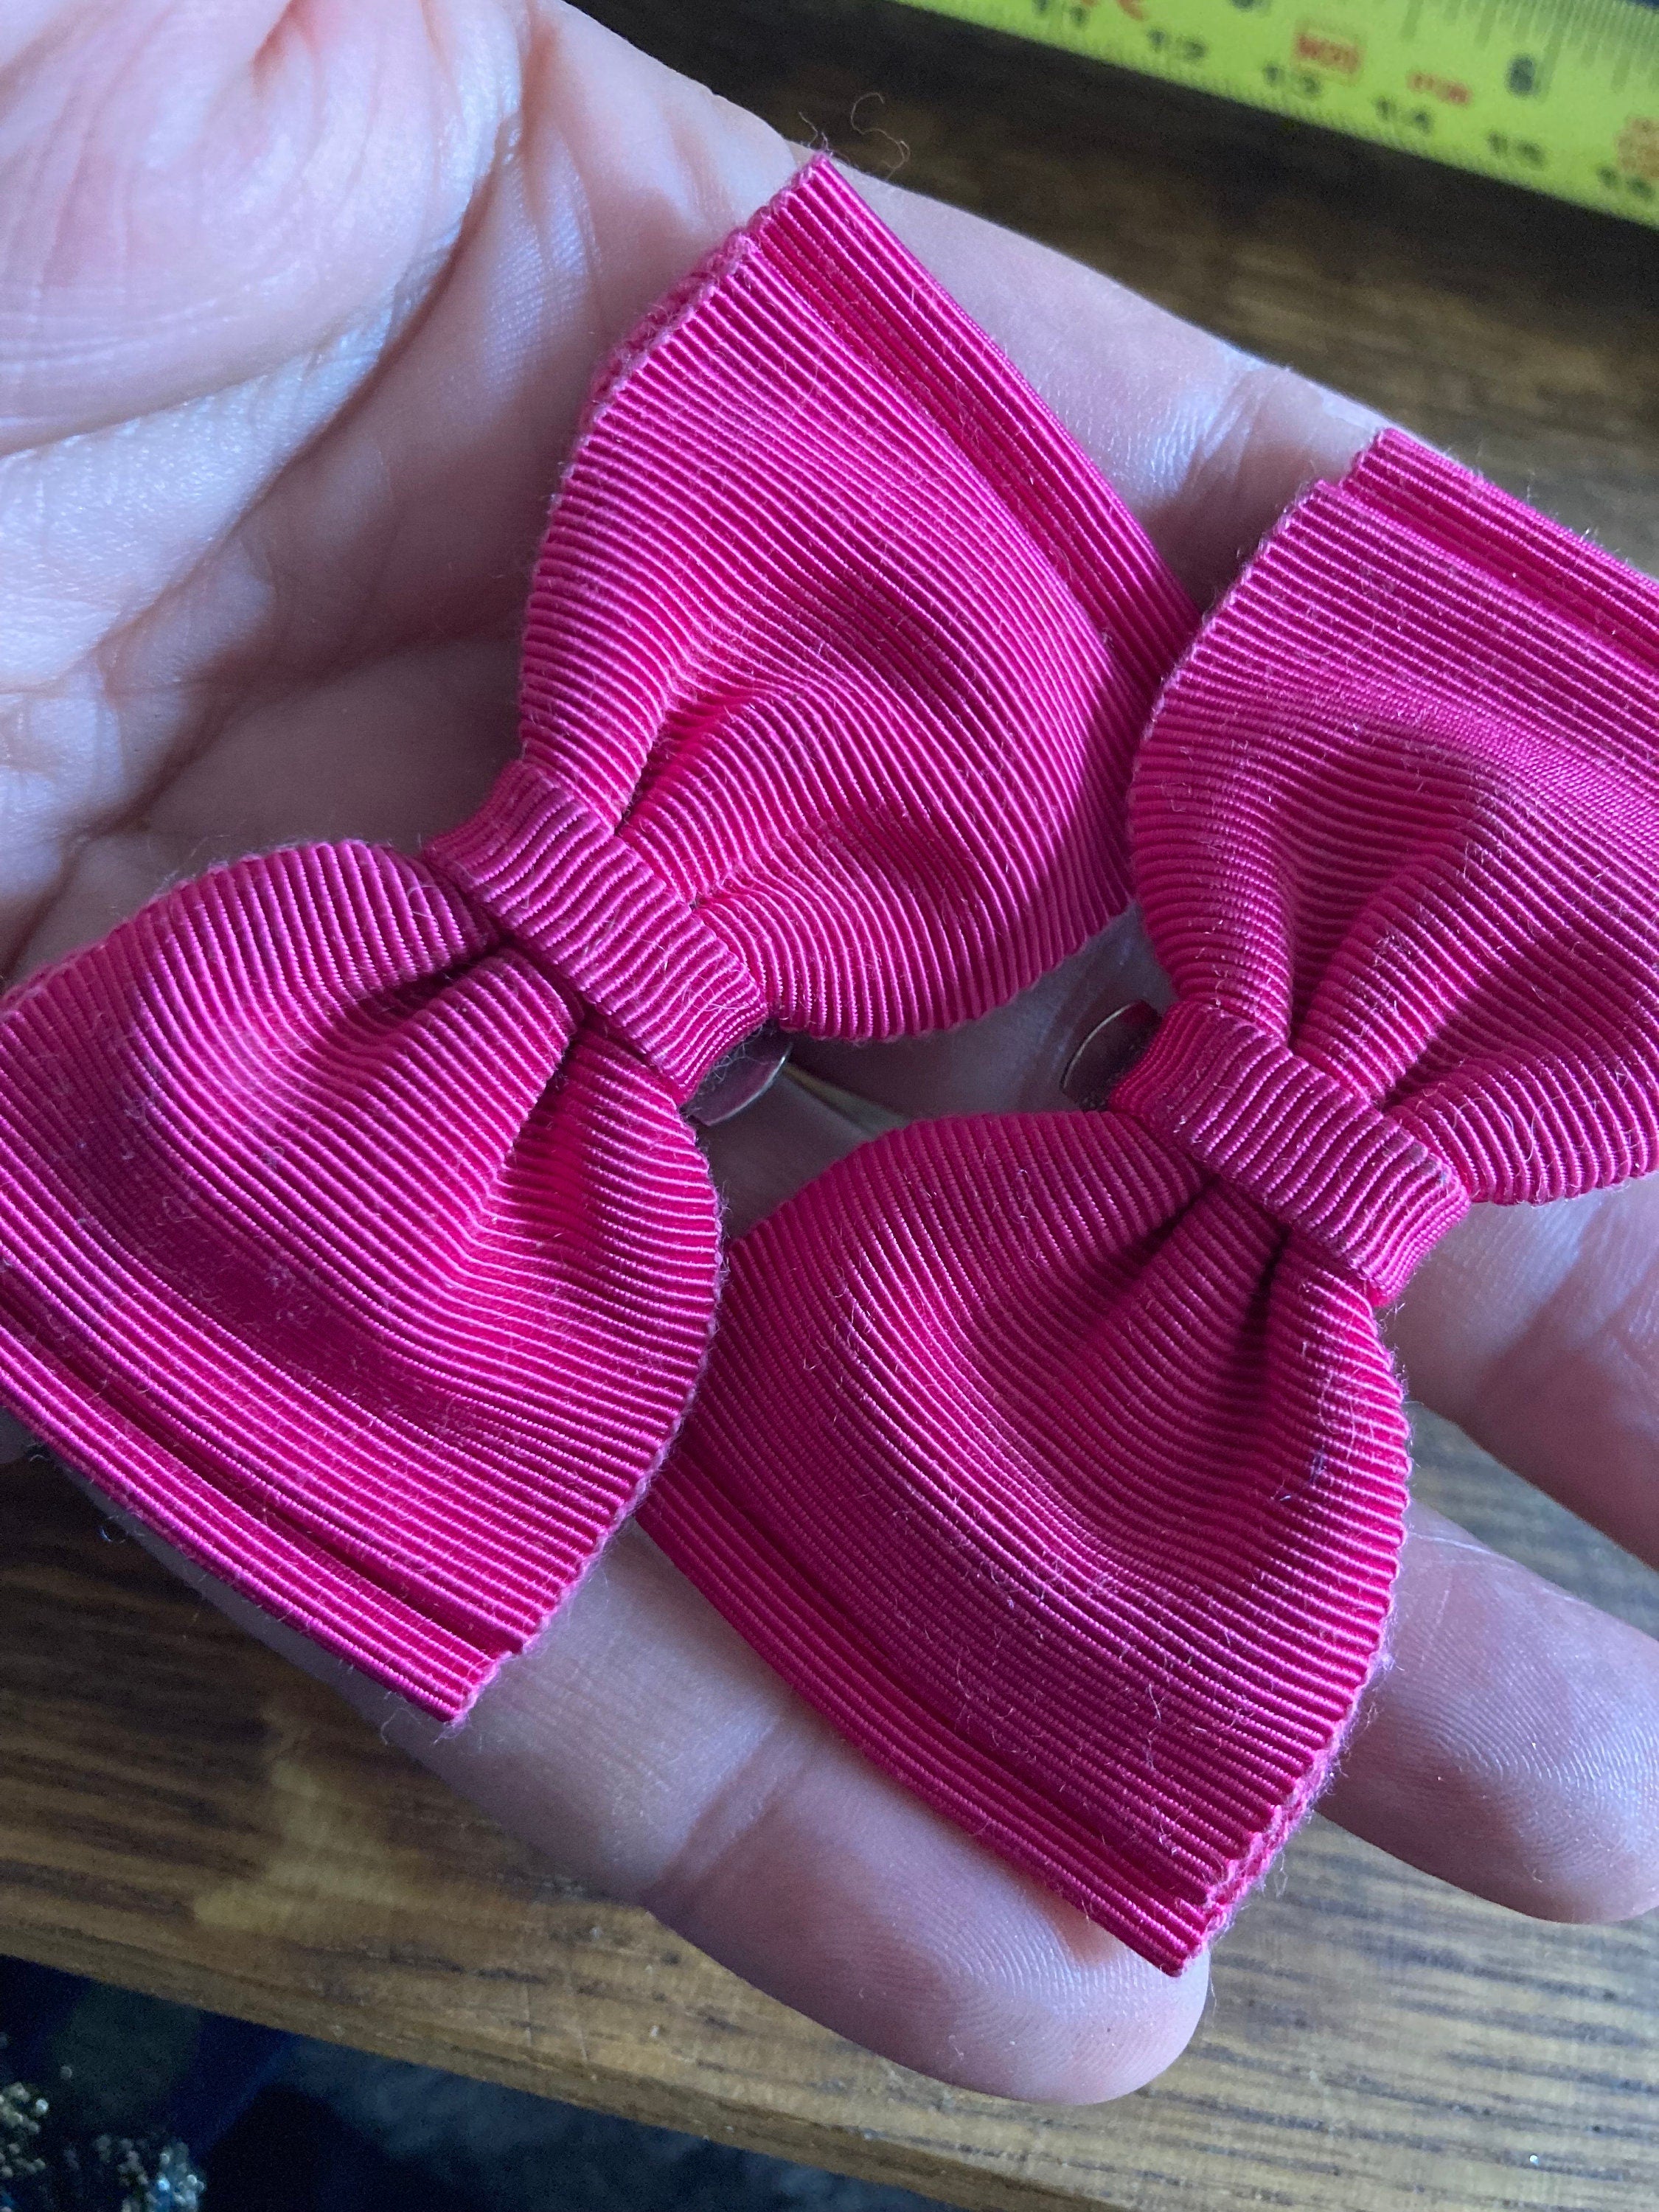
[591,0,1659,577]
[5,5,1659,2206]
[4,1425,1658,2212]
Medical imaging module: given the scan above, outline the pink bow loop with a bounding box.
[506,163,1192,1046]
[1135,438,1659,1214]
[645,427,1659,1974]
[0,159,1193,1717]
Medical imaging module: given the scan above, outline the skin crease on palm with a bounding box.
[5,0,1659,2107]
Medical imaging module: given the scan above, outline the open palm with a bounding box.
[5,1,1658,2102]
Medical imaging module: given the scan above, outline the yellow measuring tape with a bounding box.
[889,0,1659,227]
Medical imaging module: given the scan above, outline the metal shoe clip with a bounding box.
[1060,999,1161,1110]
[686,1023,793,1127]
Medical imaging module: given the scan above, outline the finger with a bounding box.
[221,17,1378,702]
[93,1491,1207,2102]
[858,175,1383,600]
[16,7,1385,973]
[1321,1502,1659,1924]
[1390,1181,1659,1573]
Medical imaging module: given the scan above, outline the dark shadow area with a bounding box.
[0,1958,945,2211]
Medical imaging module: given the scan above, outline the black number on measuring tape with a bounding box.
[1147,29,1209,63]
[1599,165,1658,201]
[1263,62,1323,97]
[1376,97,1434,134]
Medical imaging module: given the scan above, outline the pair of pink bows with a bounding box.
[4,159,1658,1972]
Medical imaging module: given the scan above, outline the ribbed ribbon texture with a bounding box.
[643,429,1659,1972]
[0,159,1193,1714]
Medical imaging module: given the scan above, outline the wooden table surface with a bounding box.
[5,6,1659,2208]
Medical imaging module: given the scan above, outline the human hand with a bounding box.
[5,1,1657,2103]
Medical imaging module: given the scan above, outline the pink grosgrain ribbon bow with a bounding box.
[0,159,1193,1714]
[642,425,1659,1972]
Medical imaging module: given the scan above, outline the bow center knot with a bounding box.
[425,759,767,1103]
[1111,999,1469,1305]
